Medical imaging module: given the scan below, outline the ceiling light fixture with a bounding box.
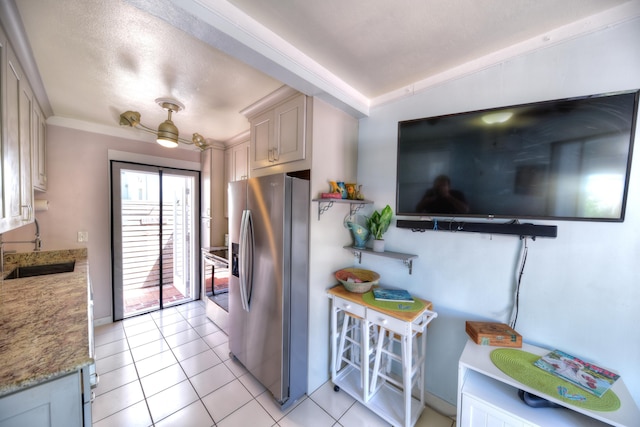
[156,99,182,147]
[119,98,210,150]
[482,111,513,125]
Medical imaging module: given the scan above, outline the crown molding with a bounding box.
[371,1,640,108]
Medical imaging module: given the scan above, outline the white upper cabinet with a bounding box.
[242,86,308,175]
[0,21,46,232]
[201,145,227,246]
[201,147,212,218]
[18,61,33,209]
[223,132,250,219]
[228,139,249,182]
[0,31,34,233]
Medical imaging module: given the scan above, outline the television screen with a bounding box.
[396,90,639,221]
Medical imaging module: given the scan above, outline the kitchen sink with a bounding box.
[3,261,75,280]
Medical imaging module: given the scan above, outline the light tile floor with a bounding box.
[92,300,455,427]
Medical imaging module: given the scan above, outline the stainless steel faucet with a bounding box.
[0,219,42,273]
[34,218,42,251]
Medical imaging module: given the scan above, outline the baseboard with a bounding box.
[94,316,113,327]
[425,390,457,419]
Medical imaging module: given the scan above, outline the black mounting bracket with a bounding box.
[396,219,557,239]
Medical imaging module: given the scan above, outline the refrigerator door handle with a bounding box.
[239,209,254,311]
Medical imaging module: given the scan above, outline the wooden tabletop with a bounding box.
[328,284,433,323]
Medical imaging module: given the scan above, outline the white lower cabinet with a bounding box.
[0,371,85,427]
[462,397,524,427]
[460,377,535,427]
[457,340,639,427]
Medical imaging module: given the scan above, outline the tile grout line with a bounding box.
[149,305,219,426]
[176,303,301,426]
[96,302,413,427]
[98,304,298,427]
[139,303,273,426]
[120,314,154,426]
[92,324,140,425]
[98,306,295,427]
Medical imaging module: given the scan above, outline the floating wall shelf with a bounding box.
[312,198,372,220]
[343,246,418,274]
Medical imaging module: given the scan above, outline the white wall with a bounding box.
[3,125,201,321]
[357,18,640,407]
[308,97,359,393]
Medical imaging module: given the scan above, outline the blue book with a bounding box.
[372,287,414,303]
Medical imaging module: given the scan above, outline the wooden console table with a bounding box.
[327,285,437,427]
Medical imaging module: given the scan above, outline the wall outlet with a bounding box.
[77,231,89,242]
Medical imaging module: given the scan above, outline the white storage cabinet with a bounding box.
[457,340,640,427]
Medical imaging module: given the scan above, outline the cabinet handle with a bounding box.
[21,204,32,221]
[380,319,388,325]
[267,148,279,163]
[344,304,351,310]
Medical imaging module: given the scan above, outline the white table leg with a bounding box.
[403,333,411,427]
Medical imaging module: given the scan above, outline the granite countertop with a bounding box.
[0,249,92,396]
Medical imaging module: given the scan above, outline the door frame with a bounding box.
[110,160,201,320]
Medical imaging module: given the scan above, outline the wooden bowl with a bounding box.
[335,268,380,293]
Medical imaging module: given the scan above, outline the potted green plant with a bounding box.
[366,204,393,252]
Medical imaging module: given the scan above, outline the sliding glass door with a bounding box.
[111,161,200,320]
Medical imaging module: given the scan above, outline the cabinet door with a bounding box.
[0,45,31,233]
[2,45,21,230]
[0,372,83,427]
[232,141,249,181]
[249,93,306,171]
[224,148,231,218]
[224,141,249,219]
[273,94,306,165]
[201,148,212,217]
[32,102,47,191]
[19,73,33,214]
[461,394,531,427]
[250,109,274,169]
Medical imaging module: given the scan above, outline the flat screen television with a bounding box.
[396,90,639,222]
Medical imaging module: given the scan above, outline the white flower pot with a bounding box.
[372,239,385,252]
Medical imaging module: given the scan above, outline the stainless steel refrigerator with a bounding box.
[228,173,309,409]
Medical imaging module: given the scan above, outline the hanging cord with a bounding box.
[509,236,529,329]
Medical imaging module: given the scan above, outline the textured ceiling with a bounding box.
[13,0,283,144]
[10,0,637,146]
[227,0,632,98]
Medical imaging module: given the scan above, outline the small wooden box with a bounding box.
[465,321,522,348]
